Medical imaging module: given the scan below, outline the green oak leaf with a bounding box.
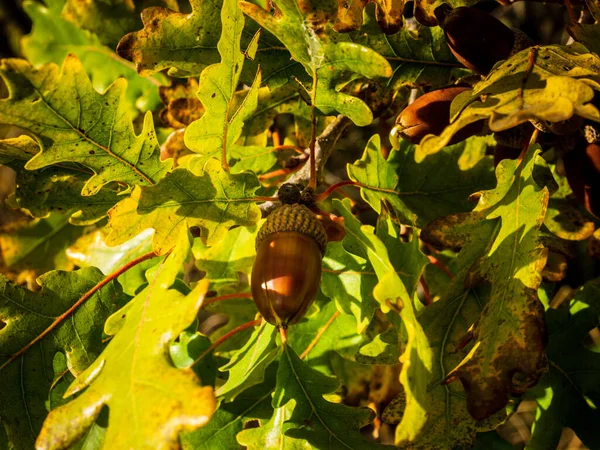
[66,229,155,296]
[0,136,121,225]
[237,402,310,450]
[239,0,392,126]
[105,161,261,254]
[349,8,467,90]
[116,0,223,77]
[334,198,432,445]
[36,240,217,450]
[321,241,378,334]
[348,134,495,227]
[62,0,179,47]
[22,0,164,116]
[421,146,550,421]
[405,220,497,449]
[230,145,278,175]
[273,344,384,449]
[0,213,86,275]
[216,322,279,402]
[184,0,262,165]
[191,224,258,289]
[525,279,600,450]
[0,56,170,196]
[0,267,123,450]
[419,45,600,160]
[182,365,276,450]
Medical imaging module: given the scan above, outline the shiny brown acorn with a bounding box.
[436,6,531,76]
[251,203,327,328]
[390,86,483,148]
[563,142,600,218]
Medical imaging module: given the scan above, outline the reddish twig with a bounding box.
[420,277,432,306]
[315,180,362,202]
[427,255,454,279]
[202,292,253,307]
[299,311,341,359]
[191,319,261,367]
[0,250,163,373]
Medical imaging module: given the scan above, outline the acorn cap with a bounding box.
[256,204,328,255]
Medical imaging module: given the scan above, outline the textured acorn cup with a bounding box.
[391,86,483,147]
[251,204,327,328]
[437,6,515,75]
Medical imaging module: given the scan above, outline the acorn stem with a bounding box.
[315,180,362,202]
[279,327,288,344]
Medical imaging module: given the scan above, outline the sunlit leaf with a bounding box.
[0,268,123,450]
[0,56,170,196]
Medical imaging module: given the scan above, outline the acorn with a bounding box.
[436,6,532,76]
[251,202,327,328]
[390,86,483,148]
[563,141,600,218]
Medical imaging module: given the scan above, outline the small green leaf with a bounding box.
[273,344,384,449]
[216,322,279,402]
[105,161,261,253]
[0,56,170,196]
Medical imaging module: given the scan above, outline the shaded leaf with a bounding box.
[334,198,432,444]
[106,161,261,254]
[36,242,217,450]
[116,0,223,77]
[422,147,550,420]
[525,279,600,450]
[348,9,466,90]
[0,213,85,275]
[335,0,404,34]
[273,344,384,449]
[239,0,392,126]
[62,0,179,47]
[347,134,495,227]
[419,45,600,160]
[0,267,123,450]
[0,56,170,196]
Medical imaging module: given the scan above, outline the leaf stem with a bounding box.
[191,319,261,367]
[202,292,253,307]
[426,255,454,279]
[0,250,162,373]
[315,180,362,202]
[299,311,340,359]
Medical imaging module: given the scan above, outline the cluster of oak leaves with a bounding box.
[0,0,600,449]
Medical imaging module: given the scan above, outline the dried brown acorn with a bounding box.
[251,201,327,328]
[436,6,529,76]
[390,86,483,147]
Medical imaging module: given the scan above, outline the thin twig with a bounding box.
[427,255,454,279]
[191,319,261,367]
[299,311,340,359]
[315,180,361,202]
[0,250,162,373]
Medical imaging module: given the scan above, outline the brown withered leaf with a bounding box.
[334,0,405,34]
[421,145,551,421]
[159,79,203,128]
